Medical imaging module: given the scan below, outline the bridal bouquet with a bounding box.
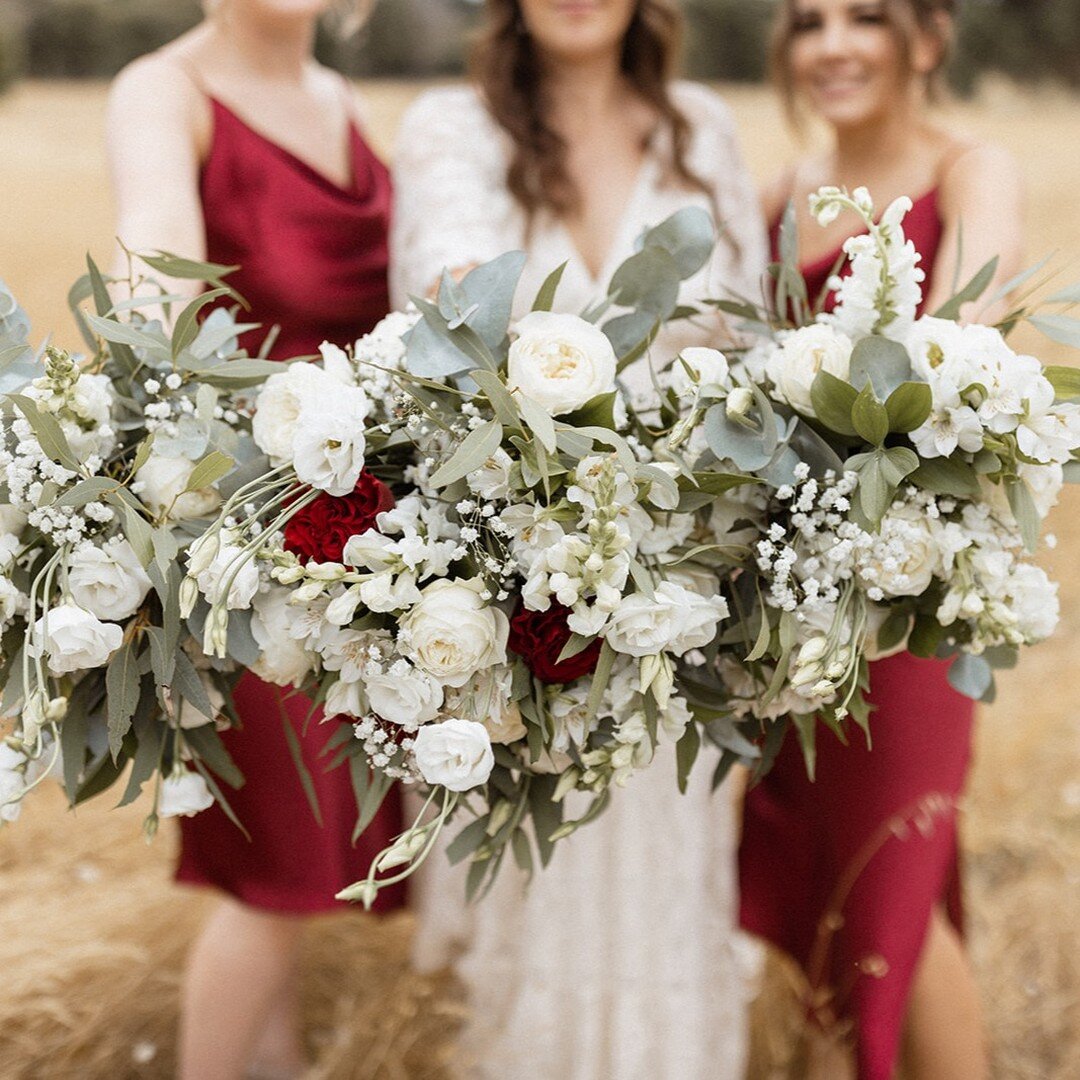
[184,212,753,902]
[0,257,289,828]
[680,187,1080,771]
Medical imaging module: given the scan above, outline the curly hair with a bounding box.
[471,0,709,219]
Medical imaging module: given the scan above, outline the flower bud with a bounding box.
[796,636,829,666]
[726,387,754,421]
[375,830,427,872]
[45,696,68,723]
[336,879,380,909]
[179,576,200,618]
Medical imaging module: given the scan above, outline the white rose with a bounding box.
[251,588,315,687]
[862,503,942,598]
[67,539,152,622]
[413,718,494,791]
[364,665,444,728]
[158,770,215,818]
[767,324,853,417]
[175,680,225,729]
[136,453,222,521]
[400,579,509,687]
[31,603,123,675]
[604,581,728,658]
[669,347,730,400]
[195,539,260,611]
[292,389,369,496]
[506,311,617,416]
[252,363,341,463]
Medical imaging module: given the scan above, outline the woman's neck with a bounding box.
[205,8,316,81]
[828,95,932,189]
[542,50,630,136]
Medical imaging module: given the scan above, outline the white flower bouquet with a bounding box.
[679,187,1080,772]
[0,256,296,827]
[185,212,755,903]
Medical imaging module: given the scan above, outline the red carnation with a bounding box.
[508,602,602,685]
[283,471,395,564]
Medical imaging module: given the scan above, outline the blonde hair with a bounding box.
[772,0,957,123]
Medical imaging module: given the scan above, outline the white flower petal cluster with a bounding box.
[605,581,728,658]
[667,347,731,401]
[250,586,315,687]
[135,452,223,521]
[190,530,260,611]
[158,770,215,818]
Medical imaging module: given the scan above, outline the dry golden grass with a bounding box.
[1,79,1080,1079]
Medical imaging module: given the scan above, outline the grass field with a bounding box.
[2,79,1080,1079]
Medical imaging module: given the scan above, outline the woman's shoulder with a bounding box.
[933,135,1024,219]
[108,40,208,128]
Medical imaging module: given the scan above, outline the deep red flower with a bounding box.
[508,602,602,685]
[283,471,395,564]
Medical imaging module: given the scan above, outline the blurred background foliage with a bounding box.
[0,0,1079,92]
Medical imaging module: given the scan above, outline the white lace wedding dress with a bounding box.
[390,83,768,1080]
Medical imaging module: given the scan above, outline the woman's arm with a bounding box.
[105,55,209,301]
[928,143,1026,324]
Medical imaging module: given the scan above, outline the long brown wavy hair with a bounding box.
[471,0,708,220]
[772,0,959,122]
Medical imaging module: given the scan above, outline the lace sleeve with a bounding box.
[389,88,514,309]
[676,83,770,309]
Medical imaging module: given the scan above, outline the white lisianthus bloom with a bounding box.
[31,603,123,676]
[413,718,494,791]
[669,347,730,400]
[445,666,525,745]
[292,388,369,495]
[251,587,315,687]
[467,446,514,501]
[136,453,223,521]
[364,662,444,728]
[358,572,423,613]
[767,324,853,417]
[604,581,728,658]
[400,579,509,687]
[67,539,152,622]
[158,770,215,818]
[317,341,358,386]
[252,362,343,463]
[506,311,617,416]
[194,535,260,611]
[910,382,985,459]
[325,678,364,718]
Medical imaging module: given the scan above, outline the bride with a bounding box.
[391,1,767,1076]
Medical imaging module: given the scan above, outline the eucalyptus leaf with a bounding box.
[1005,477,1040,553]
[607,247,680,318]
[199,359,287,387]
[532,261,568,312]
[185,449,235,493]
[676,721,702,795]
[932,256,999,321]
[139,251,241,283]
[468,368,522,429]
[106,641,142,760]
[172,288,231,359]
[1029,314,1080,349]
[83,311,167,352]
[639,206,715,279]
[947,653,994,701]
[428,419,504,489]
[7,394,79,469]
[518,394,558,453]
[849,336,912,399]
[54,476,121,509]
[605,311,660,365]
[703,403,774,471]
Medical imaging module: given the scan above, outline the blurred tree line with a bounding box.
[0,0,1078,93]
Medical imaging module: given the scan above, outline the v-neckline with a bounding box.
[209,96,362,198]
[556,155,658,289]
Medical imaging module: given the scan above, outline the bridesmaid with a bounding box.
[393,2,768,1077]
[106,3,404,1078]
[739,2,1023,1079]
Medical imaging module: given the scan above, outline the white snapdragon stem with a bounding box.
[336,786,459,910]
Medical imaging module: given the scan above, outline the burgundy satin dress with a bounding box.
[175,95,406,914]
[739,190,976,1078]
